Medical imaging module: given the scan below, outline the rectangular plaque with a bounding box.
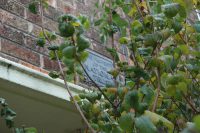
[83,50,115,87]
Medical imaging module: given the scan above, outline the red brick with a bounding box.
[25,35,48,55]
[19,61,48,74]
[0,52,19,63]
[0,9,28,32]
[26,9,42,26]
[43,17,59,33]
[44,6,62,21]
[92,42,112,59]
[27,23,42,37]
[43,56,60,71]
[0,0,25,17]
[1,39,40,66]
[47,0,57,8]
[57,1,74,13]
[0,24,25,45]
[15,0,31,5]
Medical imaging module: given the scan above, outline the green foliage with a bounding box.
[162,3,180,18]
[48,71,60,79]
[77,35,90,52]
[119,112,134,132]
[28,0,200,132]
[36,37,46,47]
[28,3,37,14]
[0,98,38,133]
[73,0,200,132]
[135,116,157,133]
[59,22,75,37]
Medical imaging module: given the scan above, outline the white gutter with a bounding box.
[0,57,85,101]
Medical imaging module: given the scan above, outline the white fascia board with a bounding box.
[0,57,85,101]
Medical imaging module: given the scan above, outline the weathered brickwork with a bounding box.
[1,38,40,66]
[0,0,129,74]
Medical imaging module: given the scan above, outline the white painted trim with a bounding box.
[196,10,200,20]
[0,57,85,101]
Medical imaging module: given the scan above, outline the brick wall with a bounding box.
[0,0,120,74]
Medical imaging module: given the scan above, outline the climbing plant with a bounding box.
[0,98,38,133]
[28,0,200,132]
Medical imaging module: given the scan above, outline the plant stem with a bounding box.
[39,2,95,132]
[55,51,96,133]
[152,67,161,112]
[77,58,116,108]
[133,0,144,20]
[145,0,151,14]
[171,98,189,120]
[182,93,199,114]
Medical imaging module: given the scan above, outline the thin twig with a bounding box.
[145,0,151,14]
[39,1,95,132]
[171,98,189,120]
[77,58,116,108]
[133,0,144,21]
[55,51,96,133]
[152,67,161,112]
[182,93,199,114]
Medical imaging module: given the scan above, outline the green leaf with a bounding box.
[106,48,119,62]
[119,113,134,132]
[128,5,137,17]
[6,108,16,116]
[77,51,89,62]
[135,116,157,133]
[119,37,129,44]
[123,90,139,111]
[162,3,180,18]
[140,85,154,104]
[125,66,150,80]
[58,22,75,37]
[144,110,174,132]
[113,13,128,27]
[24,127,38,133]
[161,73,168,88]
[91,123,99,130]
[81,99,92,112]
[174,0,193,17]
[62,46,76,59]
[72,22,81,27]
[112,126,123,133]
[77,35,90,52]
[144,32,162,47]
[131,20,143,34]
[176,82,187,94]
[28,3,37,14]
[160,28,171,41]
[158,55,173,69]
[48,45,59,51]
[193,115,200,131]
[15,128,24,133]
[94,18,104,26]
[108,69,119,78]
[167,74,184,85]
[194,21,200,33]
[46,32,57,41]
[166,84,177,96]
[178,45,189,55]
[144,15,154,28]
[138,47,153,56]
[48,71,60,79]
[172,20,182,33]
[36,37,46,47]
[62,58,75,68]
